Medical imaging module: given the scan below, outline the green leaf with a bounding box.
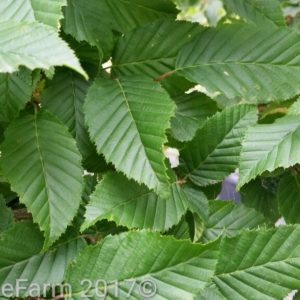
[0,21,87,78]
[42,69,97,161]
[112,20,202,78]
[0,68,32,124]
[63,0,177,56]
[240,177,280,222]
[238,115,300,189]
[73,174,97,228]
[84,76,175,191]
[278,173,300,224]
[197,284,225,300]
[161,73,194,98]
[105,0,178,33]
[171,92,218,141]
[65,231,220,299]
[63,0,113,56]
[288,96,300,116]
[210,226,300,299]
[182,184,209,222]
[0,195,13,232]
[0,221,86,297]
[0,111,83,247]
[81,172,188,232]
[0,0,67,29]
[0,179,16,205]
[223,0,285,26]
[202,201,266,242]
[176,24,300,102]
[181,104,257,186]
[168,216,192,240]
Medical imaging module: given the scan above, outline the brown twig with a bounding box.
[176,177,187,185]
[13,208,32,220]
[51,294,65,300]
[81,233,101,244]
[154,70,176,82]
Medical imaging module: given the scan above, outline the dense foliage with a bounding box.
[1,0,300,299]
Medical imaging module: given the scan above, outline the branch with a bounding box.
[13,208,32,220]
[154,70,176,82]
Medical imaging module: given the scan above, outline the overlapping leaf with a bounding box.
[0,111,83,247]
[63,0,113,55]
[63,0,177,57]
[0,195,13,232]
[209,226,300,299]
[84,76,175,191]
[288,97,300,116]
[0,221,86,297]
[202,201,266,242]
[182,184,209,222]
[104,0,177,33]
[0,68,32,124]
[82,172,188,232]
[278,173,300,224]
[240,177,279,222]
[113,20,203,78]
[238,115,300,189]
[177,24,300,102]
[181,104,257,186]
[65,231,219,300]
[0,21,86,77]
[223,0,285,26]
[171,92,218,141]
[42,69,96,161]
[0,0,67,29]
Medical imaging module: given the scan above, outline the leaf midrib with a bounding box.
[69,244,212,297]
[240,123,300,186]
[33,115,52,233]
[177,60,300,71]
[187,108,253,176]
[113,56,175,68]
[115,79,160,185]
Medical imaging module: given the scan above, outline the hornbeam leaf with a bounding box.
[0,195,13,232]
[240,177,280,222]
[168,217,192,240]
[42,69,97,161]
[202,201,266,242]
[0,111,83,247]
[288,97,300,116]
[65,231,220,300]
[171,92,218,142]
[113,20,203,78]
[0,0,67,30]
[0,221,86,297]
[181,104,257,186]
[84,76,175,191]
[177,24,300,102]
[30,0,66,29]
[278,173,300,224]
[63,0,177,56]
[238,115,300,189]
[182,184,209,222]
[210,226,300,299]
[223,0,285,26]
[104,0,178,33]
[81,172,188,232]
[0,68,32,124]
[0,21,87,78]
[196,284,225,300]
[63,0,113,55]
